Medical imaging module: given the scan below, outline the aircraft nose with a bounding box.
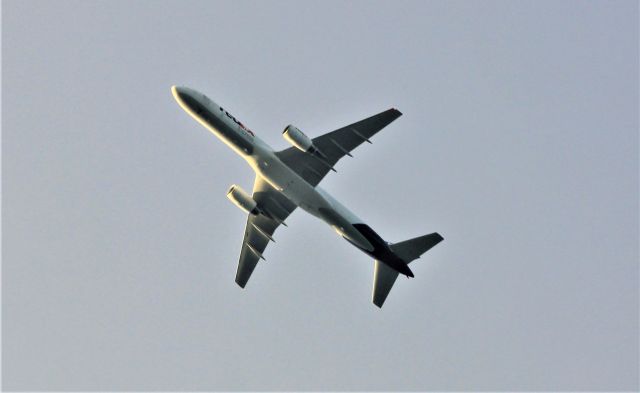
[171,85,188,101]
[171,85,201,113]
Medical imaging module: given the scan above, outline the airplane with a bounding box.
[171,86,443,307]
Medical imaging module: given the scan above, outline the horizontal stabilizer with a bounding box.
[372,232,444,308]
[373,260,400,307]
[389,233,444,263]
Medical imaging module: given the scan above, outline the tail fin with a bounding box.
[372,232,443,308]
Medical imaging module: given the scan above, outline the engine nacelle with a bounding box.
[226,184,259,215]
[282,125,313,152]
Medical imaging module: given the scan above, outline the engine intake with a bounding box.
[282,125,313,152]
[226,184,259,215]
[282,125,328,160]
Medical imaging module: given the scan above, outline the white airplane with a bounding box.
[171,86,443,307]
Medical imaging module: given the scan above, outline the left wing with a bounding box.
[275,108,402,187]
[235,176,296,287]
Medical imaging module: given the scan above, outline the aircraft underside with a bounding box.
[171,85,444,307]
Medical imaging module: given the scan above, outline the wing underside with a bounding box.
[275,108,402,186]
[235,176,296,287]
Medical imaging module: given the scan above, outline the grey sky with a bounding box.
[2,0,638,390]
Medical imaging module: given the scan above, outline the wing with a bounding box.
[235,176,297,288]
[275,108,402,187]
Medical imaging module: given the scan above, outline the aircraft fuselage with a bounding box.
[171,86,414,277]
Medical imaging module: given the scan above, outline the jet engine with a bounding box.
[226,184,259,215]
[282,125,314,152]
[282,125,328,160]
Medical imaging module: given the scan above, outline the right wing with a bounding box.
[235,176,296,288]
[275,108,402,187]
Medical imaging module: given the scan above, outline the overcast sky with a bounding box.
[3,0,638,391]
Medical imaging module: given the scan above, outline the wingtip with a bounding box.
[372,295,385,308]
